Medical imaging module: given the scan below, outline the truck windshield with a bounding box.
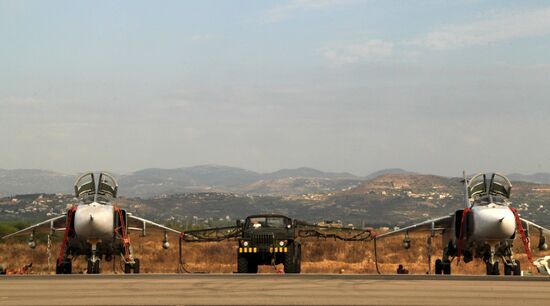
[246,217,287,229]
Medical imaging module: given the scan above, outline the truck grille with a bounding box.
[252,233,274,245]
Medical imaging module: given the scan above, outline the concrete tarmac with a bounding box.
[1,274,550,305]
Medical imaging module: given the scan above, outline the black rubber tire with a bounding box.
[87,260,93,274]
[485,262,492,275]
[493,262,500,275]
[513,262,521,276]
[442,260,451,275]
[87,260,100,274]
[504,264,512,275]
[248,261,258,274]
[124,263,132,274]
[62,261,72,274]
[133,259,140,274]
[237,255,249,273]
[435,259,442,275]
[295,245,302,273]
[284,243,299,273]
[93,260,100,274]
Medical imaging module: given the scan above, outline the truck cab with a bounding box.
[237,214,301,273]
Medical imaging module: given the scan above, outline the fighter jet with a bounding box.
[1,172,181,274]
[375,172,550,275]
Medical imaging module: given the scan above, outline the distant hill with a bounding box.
[507,173,550,185]
[264,167,357,180]
[0,165,365,198]
[2,171,550,228]
[0,169,73,196]
[347,173,459,194]
[364,168,412,180]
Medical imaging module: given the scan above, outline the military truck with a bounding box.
[236,214,301,273]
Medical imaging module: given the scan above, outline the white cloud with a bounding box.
[321,7,550,64]
[262,0,352,23]
[321,40,394,64]
[415,7,550,50]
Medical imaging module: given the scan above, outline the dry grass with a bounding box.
[1,229,548,275]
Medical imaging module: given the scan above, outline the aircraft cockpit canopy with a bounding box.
[74,172,118,203]
[468,173,512,206]
[74,172,96,202]
[96,172,118,202]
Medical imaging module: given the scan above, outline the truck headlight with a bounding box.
[279,241,285,246]
[243,241,249,247]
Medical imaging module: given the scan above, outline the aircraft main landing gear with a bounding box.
[486,261,500,275]
[124,258,140,274]
[56,259,72,274]
[504,261,521,276]
[434,259,451,275]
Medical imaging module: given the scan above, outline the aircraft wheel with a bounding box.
[486,262,500,275]
[124,262,132,274]
[87,259,100,274]
[492,262,500,275]
[133,259,140,274]
[442,260,451,275]
[513,262,521,276]
[504,264,512,275]
[434,259,442,274]
[485,261,498,275]
[56,260,72,274]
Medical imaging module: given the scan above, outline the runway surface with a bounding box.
[1,274,550,305]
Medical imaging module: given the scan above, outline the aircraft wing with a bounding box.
[126,214,181,235]
[1,215,67,239]
[520,218,550,235]
[375,214,454,239]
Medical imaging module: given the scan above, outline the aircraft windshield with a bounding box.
[246,217,288,229]
[468,173,512,206]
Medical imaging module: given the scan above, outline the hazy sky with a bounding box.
[1,0,550,176]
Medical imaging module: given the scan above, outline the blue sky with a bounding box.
[1,0,550,176]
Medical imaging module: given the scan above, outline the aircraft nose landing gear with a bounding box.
[87,258,100,274]
[87,240,101,274]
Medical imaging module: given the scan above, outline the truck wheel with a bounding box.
[295,244,301,273]
[237,255,249,273]
[248,261,258,274]
[284,243,299,273]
